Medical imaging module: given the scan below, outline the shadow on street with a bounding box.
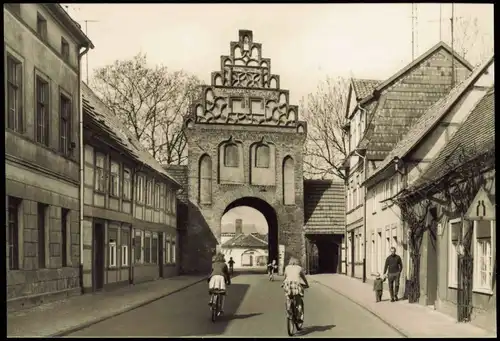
[224,312,262,320]
[297,324,336,336]
[178,283,251,337]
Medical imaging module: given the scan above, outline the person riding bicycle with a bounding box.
[267,259,278,279]
[282,257,309,322]
[208,253,231,315]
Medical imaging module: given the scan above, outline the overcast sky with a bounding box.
[65,3,493,105]
[64,3,493,222]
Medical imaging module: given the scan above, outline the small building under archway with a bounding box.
[304,179,346,274]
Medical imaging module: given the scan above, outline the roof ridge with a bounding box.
[249,234,268,244]
[360,42,474,105]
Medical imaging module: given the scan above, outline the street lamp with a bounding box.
[353,148,367,283]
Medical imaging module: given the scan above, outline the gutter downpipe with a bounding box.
[78,45,90,294]
[356,103,369,283]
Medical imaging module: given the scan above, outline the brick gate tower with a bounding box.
[181,29,307,274]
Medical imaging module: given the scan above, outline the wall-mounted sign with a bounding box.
[465,188,495,221]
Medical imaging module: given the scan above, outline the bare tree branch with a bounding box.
[301,76,350,180]
[91,53,202,165]
[454,16,494,66]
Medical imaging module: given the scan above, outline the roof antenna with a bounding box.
[411,3,415,61]
[451,3,455,87]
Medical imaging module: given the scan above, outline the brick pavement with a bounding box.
[310,274,496,338]
[7,275,206,337]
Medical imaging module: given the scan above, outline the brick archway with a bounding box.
[223,196,279,265]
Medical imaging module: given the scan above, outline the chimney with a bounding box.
[235,219,243,235]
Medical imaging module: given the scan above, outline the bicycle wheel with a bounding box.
[295,300,304,330]
[211,294,218,322]
[286,302,296,336]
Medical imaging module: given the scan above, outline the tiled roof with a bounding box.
[303,180,345,234]
[221,233,268,249]
[351,78,380,101]
[410,88,495,190]
[357,44,474,160]
[360,41,473,105]
[251,233,268,243]
[367,57,494,182]
[82,82,181,188]
[163,165,188,202]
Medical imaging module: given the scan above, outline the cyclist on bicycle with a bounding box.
[282,256,309,322]
[208,253,231,315]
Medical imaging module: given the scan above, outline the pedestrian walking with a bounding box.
[383,246,403,302]
[373,273,386,303]
[228,257,235,275]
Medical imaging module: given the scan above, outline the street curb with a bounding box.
[51,277,207,337]
[311,278,409,338]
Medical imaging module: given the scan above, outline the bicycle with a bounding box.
[286,285,308,336]
[210,289,225,322]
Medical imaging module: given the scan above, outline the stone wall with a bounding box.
[6,193,81,311]
[182,123,307,274]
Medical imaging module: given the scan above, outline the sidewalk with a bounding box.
[7,275,206,337]
[310,274,496,338]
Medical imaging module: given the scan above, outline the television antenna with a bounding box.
[77,19,100,84]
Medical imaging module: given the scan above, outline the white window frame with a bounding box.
[154,184,160,209]
[136,175,144,203]
[165,186,171,213]
[95,153,106,192]
[170,190,176,213]
[165,235,171,264]
[121,244,129,267]
[123,167,131,201]
[151,232,159,264]
[109,240,117,268]
[473,220,495,295]
[448,218,462,289]
[144,231,152,263]
[385,227,391,258]
[110,160,120,197]
[146,180,153,206]
[159,183,165,212]
[134,229,144,264]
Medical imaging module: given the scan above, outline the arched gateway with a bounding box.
[181,29,307,274]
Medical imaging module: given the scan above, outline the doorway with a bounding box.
[93,222,105,291]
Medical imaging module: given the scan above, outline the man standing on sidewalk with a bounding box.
[384,246,403,302]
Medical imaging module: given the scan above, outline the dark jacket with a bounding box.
[208,261,230,283]
[373,278,385,291]
[384,254,403,274]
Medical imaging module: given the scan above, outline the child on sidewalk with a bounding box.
[373,273,386,303]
